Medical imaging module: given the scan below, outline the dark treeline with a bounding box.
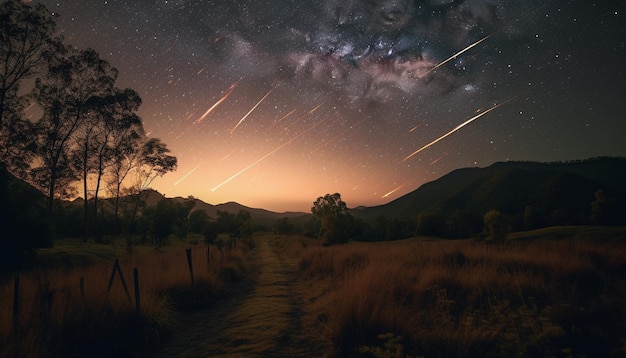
[282,178,626,245]
[1,1,178,267]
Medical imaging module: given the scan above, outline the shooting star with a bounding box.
[430,154,446,166]
[175,108,203,139]
[174,161,204,186]
[273,108,297,126]
[382,185,404,199]
[212,119,326,192]
[424,34,493,76]
[193,78,242,125]
[404,97,515,161]
[283,103,323,132]
[308,103,322,114]
[230,85,276,134]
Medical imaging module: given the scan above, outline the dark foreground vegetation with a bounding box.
[275,228,626,357]
[0,236,254,357]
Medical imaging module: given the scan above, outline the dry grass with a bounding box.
[284,233,626,357]
[0,238,252,357]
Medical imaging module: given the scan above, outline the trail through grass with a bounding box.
[157,236,329,357]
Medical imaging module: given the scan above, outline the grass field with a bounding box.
[3,227,626,357]
[0,235,252,357]
[275,227,626,357]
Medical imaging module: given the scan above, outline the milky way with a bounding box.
[37,0,626,211]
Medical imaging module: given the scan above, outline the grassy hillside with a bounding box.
[353,157,626,236]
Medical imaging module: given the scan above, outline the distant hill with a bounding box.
[108,190,310,227]
[91,157,626,232]
[351,157,626,230]
[186,198,309,227]
[13,156,626,237]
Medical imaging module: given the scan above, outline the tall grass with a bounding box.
[288,235,626,357]
[0,238,252,357]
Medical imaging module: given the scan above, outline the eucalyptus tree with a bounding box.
[0,0,59,127]
[0,0,61,176]
[30,47,117,215]
[92,88,143,233]
[106,126,144,232]
[124,137,177,232]
[311,192,353,244]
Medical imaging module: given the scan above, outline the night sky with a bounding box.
[33,0,626,212]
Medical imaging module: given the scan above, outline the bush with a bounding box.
[0,164,51,270]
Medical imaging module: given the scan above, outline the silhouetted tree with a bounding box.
[483,210,508,243]
[235,209,252,237]
[523,205,544,230]
[90,88,144,238]
[274,217,295,234]
[0,0,60,128]
[124,138,177,231]
[189,209,211,234]
[203,221,220,245]
[172,197,195,239]
[444,210,475,238]
[30,47,119,215]
[62,50,118,239]
[149,199,177,247]
[311,193,352,245]
[106,121,144,233]
[216,210,237,234]
[416,211,444,237]
[0,164,51,269]
[591,190,619,225]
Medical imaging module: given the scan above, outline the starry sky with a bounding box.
[33,0,626,212]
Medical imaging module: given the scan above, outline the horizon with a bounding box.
[34,1,626,213]
[149,156,625,213]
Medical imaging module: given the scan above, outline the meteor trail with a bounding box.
[273,108,296,125]
[174,161,204,186]
[308,103,322,114]
[175,108,204,139]
[382,185,403,199]
[230,86,276,134]
[194,78,242,125]
[282,103,323,132]
[212,119,326,192]
[403,97,515,161]
[424,34,493,76]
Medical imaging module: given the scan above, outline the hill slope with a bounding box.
[352,157,626,227]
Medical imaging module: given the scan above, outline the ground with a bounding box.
[157,236,330,357]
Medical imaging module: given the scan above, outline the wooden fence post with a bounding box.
[133,268,140,319]
[80,277,85,303]
[186,248,194,288]
[105,258,133,305]
[12,275,19,334]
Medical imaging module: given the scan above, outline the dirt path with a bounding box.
[157,237,329,357]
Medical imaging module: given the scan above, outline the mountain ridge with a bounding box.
[10,157,626,230]
[351,157,626,228]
